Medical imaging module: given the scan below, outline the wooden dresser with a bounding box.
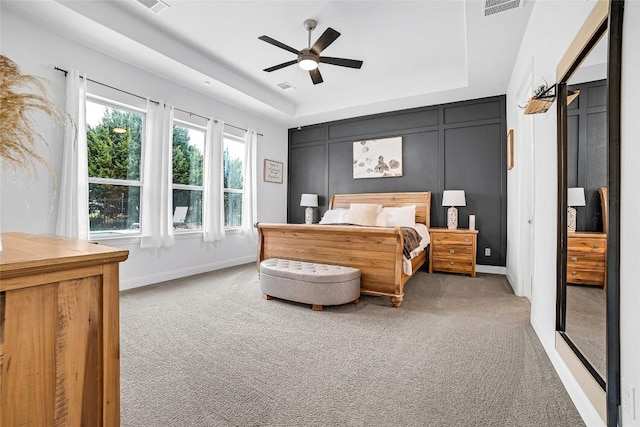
[0,232,129,426]
[428,227,478,277]
[567,231,607,287]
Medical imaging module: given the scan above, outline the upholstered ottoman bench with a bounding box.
[259,258,361,311]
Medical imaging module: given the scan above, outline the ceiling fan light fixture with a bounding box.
[298,49,318,70]
[299,58,318,70]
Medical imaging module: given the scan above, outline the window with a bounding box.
[172,121,204,230]
[86,97,143,235]
[223,135,244,228]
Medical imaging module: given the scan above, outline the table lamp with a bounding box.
[300,194,318,224]
[442,190,466,229]
[567,187,586,232]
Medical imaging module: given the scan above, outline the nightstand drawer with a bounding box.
[567,251,605,267]
[568,238,606,253]
[432,245,474,257]
[567,267,605,285]
[431,233,474,246]
[432,259,474,274]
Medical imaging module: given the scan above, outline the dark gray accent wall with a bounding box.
[568,79,607,232]
[288,95,507,266]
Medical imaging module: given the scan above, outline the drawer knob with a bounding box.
[449,261,455,265]
[449,249,455,254]
[571,271,577,275]
[592,244,599,249]
[571,256,577,262]
[437,237,441,241]
[464,238,469,242]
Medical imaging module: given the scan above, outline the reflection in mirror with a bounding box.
[564,32,607,381]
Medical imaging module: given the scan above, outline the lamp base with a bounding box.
[305,207,314,225]
[567,207,577,232]
[447,207,458,229]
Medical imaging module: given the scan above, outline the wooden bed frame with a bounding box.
[256,192,431,307]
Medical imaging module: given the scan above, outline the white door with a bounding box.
[516,68,535,299]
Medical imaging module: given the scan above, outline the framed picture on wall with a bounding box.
[352,136,403,179]
[263,159,283,184]
[507,129,514,170]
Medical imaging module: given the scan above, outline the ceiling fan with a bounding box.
[259,19,363,85]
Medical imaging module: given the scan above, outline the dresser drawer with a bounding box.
[431,233,474,246]
[432,244,474,257]
[567,267,605,285]
[432,258,474,275]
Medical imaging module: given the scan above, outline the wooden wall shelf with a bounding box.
[524,96,556,114]
[523,89,580,115]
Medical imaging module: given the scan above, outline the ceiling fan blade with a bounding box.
[320,57,363,69]
[309,68,323,85]
[258,35,300,55]
[264,60,298,72]
[311,27,340,54]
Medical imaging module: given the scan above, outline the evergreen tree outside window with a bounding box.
[172,120,204,230]
[86,97,143,235]
[223,135,244,228]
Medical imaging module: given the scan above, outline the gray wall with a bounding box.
[567,79,607,232]
[288,95,507,267]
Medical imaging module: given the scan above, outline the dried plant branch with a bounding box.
[0,55,65,177]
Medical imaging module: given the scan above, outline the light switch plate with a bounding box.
[622,378,637,420]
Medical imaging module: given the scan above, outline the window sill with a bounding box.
[89,228,242,245]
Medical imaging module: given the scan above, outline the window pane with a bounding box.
[223,138,244,190]
[86,100,143,180]
[89,183,140,233]
[172,189,203,230]
[173,125,204,186]
[224,192,242,228]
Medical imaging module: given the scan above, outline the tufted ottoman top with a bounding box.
[260,258,360,283]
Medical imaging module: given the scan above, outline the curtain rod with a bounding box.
[53,66,263,136]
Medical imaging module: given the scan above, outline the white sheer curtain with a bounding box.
[202,119,225,241]
[140,100,174,248]
[56,70,89,239]
[241,129,258,237]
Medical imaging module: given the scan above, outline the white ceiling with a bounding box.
[4,0,535,127]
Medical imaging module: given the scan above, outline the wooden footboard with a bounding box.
[256,223,426,307]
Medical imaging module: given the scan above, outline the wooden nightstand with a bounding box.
[429,227,478,277]
[567,231,606,287]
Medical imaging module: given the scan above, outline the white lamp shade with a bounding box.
[567,187,586,207]
[442,190,466,207]
[300,193,318,207]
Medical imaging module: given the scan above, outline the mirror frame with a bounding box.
[555,1,624,425]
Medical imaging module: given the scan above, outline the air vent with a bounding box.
[136,0,170,14]
[277,81,296,91]
[483,0,523,16]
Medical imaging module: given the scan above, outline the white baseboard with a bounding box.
[475,265,507,275]
[119,255,256,291]
[530,314,605,427]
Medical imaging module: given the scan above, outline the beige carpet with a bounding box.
[119,264,584,427]
[566,284,607,378]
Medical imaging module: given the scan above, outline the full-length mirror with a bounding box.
[555,0,623,425]
[564,32,608,381]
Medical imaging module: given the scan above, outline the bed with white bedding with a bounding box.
[255,192,431,308]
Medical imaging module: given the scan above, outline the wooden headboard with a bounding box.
[330,192,431,228]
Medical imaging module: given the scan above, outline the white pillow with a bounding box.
[346,203,381,226]
[374,210,387,227]
[383,205,416,227]
[319,208,349,224]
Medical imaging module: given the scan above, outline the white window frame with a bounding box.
[223,133,245,230]
[86,95,145,239]
[172,119,205,233]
